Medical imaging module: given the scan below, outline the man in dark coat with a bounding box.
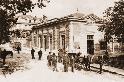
[98,56,103,74]
[70,56,75,72]
[52,53,57,71]
[17,46,21,54]
[1,49,7,65]
[31,48,35,59]
[47,52,52,67]
[38,49,42,60]
[63,53,69,72]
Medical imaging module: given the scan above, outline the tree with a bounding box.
[0,0,49,44]
[98,0,124,43]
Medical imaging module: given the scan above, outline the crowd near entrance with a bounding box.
[45,48,105,74]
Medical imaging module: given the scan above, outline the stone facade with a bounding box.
[32,22,70,53]
[31,13,121,55]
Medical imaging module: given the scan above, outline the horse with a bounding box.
[0,50,13,59]
[0,50,13,65]
[6,51,13,58]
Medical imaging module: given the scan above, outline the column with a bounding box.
[52,27,55,50]
[34,30,38,47]
[47,29,49,49]
[42,29,45,50]
[49,33,52,51]
[55,27,58,50]
[31,31,34,48]
[36,29,39,47]
[34,30,36,47]
[38,29,41,48]
[40,29,43,48]
[65,24,70,51]
[57,27,60,49]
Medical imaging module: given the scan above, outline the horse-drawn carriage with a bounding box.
[57,49,111,72]
[67,51,110,71]
[67,53,91,71]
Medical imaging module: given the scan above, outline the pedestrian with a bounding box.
[47,52,52,67]
[52,53,57,71]
[70,56,75,72]
[58,49,63,63]
[1,49,7,65]
[87,55,91,71]
[83,55,87,70]
[63,53,69,72]
[31,48,35,59]
[38,49,42,60]
[17,46,21,54]
[86,56,91,71]
[98,56,103,74]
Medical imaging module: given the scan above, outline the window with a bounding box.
[87,35,94,40]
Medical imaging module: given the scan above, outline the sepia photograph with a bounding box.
[0,0,124,82]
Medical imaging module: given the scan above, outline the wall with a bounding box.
[69,21,104,55]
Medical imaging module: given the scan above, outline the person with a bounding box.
[58,49,63,63]
[86,56,91,71]
[17,46,21,54]
[88,55,91,71]
[47,52,52,67]
[31,48,35,59]
[1,49,7,65]
[70,55,75,72]
[83,55,88,70]
[98,56,103,74]
[63,53,69,72]
[38,49,42,60]
[76,47,81,54]
[52,53,57,71]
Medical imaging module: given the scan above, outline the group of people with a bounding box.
[29,47,104,74]
[46,49,77,72]
[31,48,42,60]
[46,49,104,74]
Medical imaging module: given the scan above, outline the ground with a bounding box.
[0,47,124,82]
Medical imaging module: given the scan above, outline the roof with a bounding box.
[32,13,103,29]
[84,14,103,23]
[17,15,34,20]
[16,15,43,24]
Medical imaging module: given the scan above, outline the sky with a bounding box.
[28,0,119,19]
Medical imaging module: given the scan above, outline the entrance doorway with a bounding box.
[61,35,65,49]
[87,35,94,55]
[50,35,52,51]
[44,35,47,51]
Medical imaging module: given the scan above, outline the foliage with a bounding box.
[98,0,124,43]
[0,0,49,44]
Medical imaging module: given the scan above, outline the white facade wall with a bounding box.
[68,22,104,55]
